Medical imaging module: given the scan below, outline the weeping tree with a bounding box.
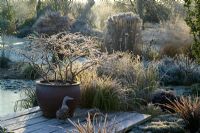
[184,0,200,62]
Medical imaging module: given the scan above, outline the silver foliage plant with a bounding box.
[158,55,200,85]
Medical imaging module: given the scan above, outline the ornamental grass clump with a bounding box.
[21,63,40,80]
[97,52,159,104]
[68,113,115,133]
[104,12,142,53]
[79,70,126,112]
[14,88,37,111]
[97,52,136,86]
[166,96,200,133]
[92,77,124,112]
[19,32,101,84]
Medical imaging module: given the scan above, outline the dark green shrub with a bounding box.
[0,19,10,33]
[152,90,179,113]
[143,1,171,23]
[21,18,36,27]
[184,0,200,62]
[0,127,12,133]
[0,56,10,68]
[16,18,36,38]
[191,84,200,95]
[21,64,40,80]
[135,0,171,23]
[32,11,70,35]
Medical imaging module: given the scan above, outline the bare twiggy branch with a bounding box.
[19,32,102,84]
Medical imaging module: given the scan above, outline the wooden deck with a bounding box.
[0,107,151,133]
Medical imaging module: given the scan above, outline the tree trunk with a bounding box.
[136,0,145,29]
[36,0,42,18]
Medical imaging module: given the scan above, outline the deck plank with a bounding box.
[1,111,43,127]
[0,107,151,133]
[30,116,87,133]
[14,109,96,133]
[0,107,40,121]
[5,116,50,131]
[38,112,121,133]
[115,113,151,132]
[66,112,129,132]
[66,112,151,133]
[13,119,64,133]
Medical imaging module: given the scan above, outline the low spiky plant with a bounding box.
[134,103,164,117]
[68,113,115,133]
[21,63,40,80]
[92,77,124,112]
[166,96,200,133]
[14,88,37,111]
[79,70,125,112]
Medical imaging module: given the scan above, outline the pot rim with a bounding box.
[36,80,80,87]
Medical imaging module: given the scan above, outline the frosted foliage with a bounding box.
[104,12,142,53]
[158,56,200,85]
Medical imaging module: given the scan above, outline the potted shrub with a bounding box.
[20,32,100,118]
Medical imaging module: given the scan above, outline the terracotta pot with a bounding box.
[36,80,80,118]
